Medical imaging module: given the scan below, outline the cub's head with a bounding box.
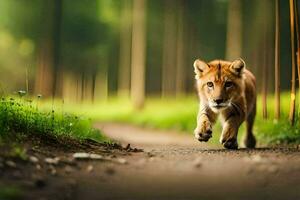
[194,58,246,111]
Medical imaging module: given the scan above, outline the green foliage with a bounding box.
[0,96,107,142]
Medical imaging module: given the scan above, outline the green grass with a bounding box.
[0,96,107,143]
[39,92,300,145]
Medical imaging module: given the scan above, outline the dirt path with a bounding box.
[91,123,300,200]
[2,123,300,200]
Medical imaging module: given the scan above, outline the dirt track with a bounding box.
[92,123,300,200]
[2,123,300,200]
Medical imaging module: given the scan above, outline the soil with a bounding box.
[1,123,300,200]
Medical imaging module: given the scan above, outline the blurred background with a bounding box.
[0,0,299,143]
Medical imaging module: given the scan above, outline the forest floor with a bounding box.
[1,123,300,200]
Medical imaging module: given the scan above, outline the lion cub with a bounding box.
[193,58,256,149]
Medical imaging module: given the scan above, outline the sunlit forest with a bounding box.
[1,0,300,199]
[0,0,294,98]
[0,0,300,144]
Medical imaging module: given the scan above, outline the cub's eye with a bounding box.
[225,81,233,88]
[207,82,214,88]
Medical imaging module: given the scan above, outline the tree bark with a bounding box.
[118,0,132,98]
[175,0,186,97]
[162,0,177,97]
[225,0,242,60]
[262,24,268,119]
[131,0,146,110]
[52,0,63,99]
[274,0,281,120]
[294,0,300,118]
[289,0,296,125]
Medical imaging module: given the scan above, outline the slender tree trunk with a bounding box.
[91,72,96,104]
[294,0,300,117]
[35,42,54,97]
[118,0,132,98]
[225,0,242,60]
[162,0,177,97]
[274,0,281,120]
[131,0,146,110]
[52,0,63,99]
[289,0,296,125]
[81,72,85,102]
[262,26,268,119]
[175,0,186,97]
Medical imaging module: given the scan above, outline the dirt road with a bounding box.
[90,123,300,200]
[2,123,300,200]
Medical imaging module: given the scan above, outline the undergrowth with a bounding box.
[0,95,107,143]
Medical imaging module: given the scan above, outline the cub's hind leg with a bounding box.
[243,103,256,148]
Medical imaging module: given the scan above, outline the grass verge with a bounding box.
[0,96,108,145]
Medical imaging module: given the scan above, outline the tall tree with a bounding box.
[289,0,296,125]
[162,0,177,97]
[225,0,242,60]
[118,0,132,97]
[274,0,281,120]
[262,22,268,119]
[52,0,63,99]
[295,0,300,116]
[131,0,146,109]
[175,0,186,97]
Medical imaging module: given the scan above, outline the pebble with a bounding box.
[116,158,127,165]
[5,160,16,168]
[86,165,94,173]
[36,164,42,170]
[45,157,60,165]
[49,165,57,176]
[193,158,202,168]
[29,156,39,164]
[73,152,104,160]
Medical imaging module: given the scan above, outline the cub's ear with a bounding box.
[230,58,246,76]
[193,59,210,79]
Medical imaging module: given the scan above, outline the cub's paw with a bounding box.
[244,134,256,149]
[194,122,212,142]
[222,137,238,150]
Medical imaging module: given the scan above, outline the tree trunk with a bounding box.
[52,0,63,99]
[118,0,132,98]
[225,0,242,60]
[289,0,296,125]
[175,0,186,97]
[262,25,268,119]
[294,0,300,117]
[162,0,177,97]
[131,0,146,110]
[35,42,54,97]
[274,0,281,120]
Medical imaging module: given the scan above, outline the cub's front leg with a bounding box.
[220,109,245,149]
[194,108,217,142]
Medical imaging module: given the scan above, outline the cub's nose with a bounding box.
[214,99,224,105]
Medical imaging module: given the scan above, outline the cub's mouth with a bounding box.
[209,102,229,109]
[213,105,226,109]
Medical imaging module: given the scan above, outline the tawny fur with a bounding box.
[193,58,256,149]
